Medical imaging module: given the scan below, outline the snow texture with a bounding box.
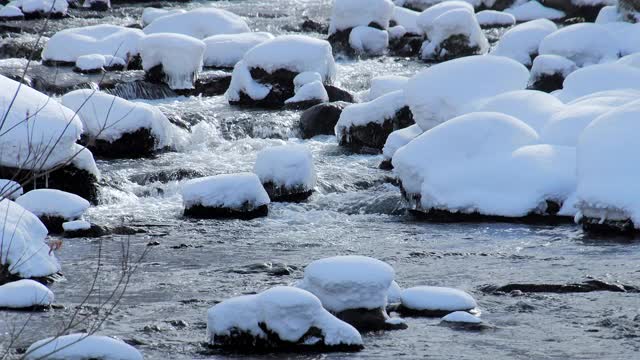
[139,33,205,90]
[442,311,482,323]
[143,8,250,39]
[401,286,477,312]
[491,19,557,66]
[75,54,105,71]
[366,75,408,101]
[505,0,565,21]
[294,72,323,90]
[538,23,619,67]
[329,0,394,34]
[382,124,423,160]
[476,10,515,27]
[392,6,421,34]
[416,1,474,36]
[0,180,23,201]
[286,81,329,104]
[0,279,53,308]
[0,4,23,17]
[141,7,186,27]
[254,145,317,190]
[349,26,389,56]
[529,54,578,81]
[63,219,91,231]
[296,255,395,312]
[595,5,619,23]
[203,32,274,68]
[556,63,640,102]
[181,173,270,210]
[335,90,407,138]
[25,334,143,360]
[16,189,90,219]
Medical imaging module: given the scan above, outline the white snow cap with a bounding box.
[0,5,23,17]
[349,26,389,56]
[442,311,482,323]
[329,0,395,34]
[143,7,250,39]
[366,75,408,101]
[42,25,144,64]
[476,10,515,27]
[15,0,68,15]
[254,145,317,190]
[538,23,619,67]
[141,7,186,27]
[529,54,578,83]
[595,5,618,23]
[387,280,402,304]
[0,199,61,279]
[404,55,529,131]
[294,72,323,90]
[491,19,557,66]
[392,6,421,34]
[0,280,54,309]
[25,334,143,360]
[207,286,363,346]
[16,189,90,220]
[181,173,270,210]
[139,33,206,90]
[505,0,565,21]
[382,124,423,160]
[286,81,329,104]
[75,54,106,71]
[617,53,640,69]
[576,99,640,227]
[419,7,488,60]
[556,63,640,102]
[0,179,23,200]
[203,32,274,68]
[401,286,477,312]
[335,90,407,139]
[416,1,474,36]
[61,89,176,149]
[297,255,395,312]
[63,219,92,231]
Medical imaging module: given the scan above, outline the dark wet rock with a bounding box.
[580,216,637,236]
[422,34,484,62]
[481,279,639,294]
[167,319,189,328]
[389,34,423,57]
[299,101,349,139]
[337,105,414,153]
[528,72,566,93]
[262,182,313,202]
[129,168,205,185]
[0,14,24,22]
[393,304,473,318]
[175,71,232,97]
[145,64,196,91]
[227,262,297,277]
[64,224,108,238]
[439,319,492,331]
[301,18,328,34]
[540,0,605,22]
[283,99,324,111]
[21,10,68,21]
[230,68,297,109]
[184,204,269,220]
[112,225,146,235]
[80,127,158,159]
[336,307,407,332]
[325,84,355,103]
[147,240,160,246]
[84,0,111,11]
[35,216,66,234]
[379,158,393,170]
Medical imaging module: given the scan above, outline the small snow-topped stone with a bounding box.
[0,179,23,200]
[366,75,408,101]
[416,1,474,36]
[530,54,578,78]
[538,23,619,67]
[297,255,395,313]
[392,6,421,34]
[143,8,250,39]
[442,311,482,323]
[254,145,316,197]
[0,5,23,18]
[75,54,106,72]
[294,72,323,90]
[20,0,68,16]
[181,173,270,210]
[203,32,274,68]
[63,220,92,232]
[141,7,186,27]
[0,280,54,309]
[25,334,143,360]
[16,189,90,220]
[285,81,329,106]
[476,10,515,27]
[349,26,389,56]
[505,0,565,21]
[491,19,557,66]
[329,0,394,34]
[400,286,477,314]
[420,7,488,61]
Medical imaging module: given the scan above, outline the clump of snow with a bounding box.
[63,219,91,231]
[181,173,270,210]
[490,19,558,66]
[0,4,23,18]
[349,26,389,56]
[296,255,395,312]
[0,199,60,279]
[335,90,407,138]
[254,145,317,190]
[0,280,54,309]
[329,0,394,34]
[16,189,90,220]
[401,286,477,313]
[203,32,274,68]
[139,33,205,90]
[391,6,421,34]
[225,60,270,102]
[141,7,186,27]
[285,81,329,105]
[505,0,565,21]
[420,8,488,60]
[294,72,323,90]
[442,311,482,323]
[61,89,176,149]
[143,8,250,39]
[207,286,363,348]
[366,75,408,101]
[476,10,515,27]
[0,179,23,200]
[75,54,105,71]
[382,124,422,160]
[416,1,474,36]
[529,54,578,84]
[42,25,143,64]
[556,63,640,102]
[25,334,143,360]
[595,5,618,23]
[404,55,529,131]
[387,281,402,304]
[12,0,68,16]
[538,23,619,67]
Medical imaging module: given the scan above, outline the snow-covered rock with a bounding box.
[42,25,143,66]
[349,26,389,56]
[416,1,474,36]
[387,281,402,304]
[555,63,640,102]
[284,80,329,110]
[11,0,68,19]
[143,8,250,39]
[139,33,205,90]
[476,10,515,27]
[399,286,477,316]
[0,199,60,281]
[595,5,619,23]
[380,124,422,170]
[335,90,414,152]
[0,179,23,201]
[538,23,619,67]
[207,286,363,352]
[619,0,640,22]
[391,6,421,34]
[299,101,350,139]
[404,55,529,131]
[141,7,186,27]
[254,145,316,202]
[0,5,24,20]
[61,90,176,158]
[420,7,488,61]
[0,279,53,309]
[442,311,482,323]
[16,189,90,233]
[203,32,274,69]
[83,0,109,11]
[297,255,406,332]
[490,19,558,67]
[329,0,394,35]
[505,0,565,21]
[25,334,143,360]
[181,173,270,220]
[365,75,409,101]
[528,54,578,92]
[542,0,616,22]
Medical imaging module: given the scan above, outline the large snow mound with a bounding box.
[556,63,640,102]
[25,334,143,360]
[143,8,250,39]
[297,255,395,312]
[16,189,90,219]
[254,145,316,190]
[181,173,270,210]
[490,19,557,66]
[401,286,477,312]
[538,23,619,67]
[0,199,60,279]
[404,55,529,130]
[0,279,54,309]
[42,24,143,64]
[203,32,274,68]
[329,0,394,34]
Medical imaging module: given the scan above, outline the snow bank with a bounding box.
[349,26,389,56]
[400,286,477,313]
[505,0,565,21]
[0,179,23,200]
[16,189,89,220]
[25,334,143,360]
[297,255,395,312]
[207,286,363,349]
[143,8,250,39]
[392,6,421,34]
[404,55,529,130]
[538,23,619,67]
[420,8,488,61]
[139,33,205,90]
[442,311,482,323]
[141,7,186,27]
[0,280,53,309]
[476,10,515,27]
[203,32,274,68]
[416,1,474,36]
[490,19,557,66]
[0,199,60,279]
[382,124,422,160]
[329,0,394,34]
[254,145,316,191]
[42,25,143,64]
[181,173,270,210]
[556,63,640,102]
[366,75,409,101]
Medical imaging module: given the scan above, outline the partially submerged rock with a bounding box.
[0,279,54,310]
[397,286,477,317]
[15,189,90,234]
[299,101,349,139]
[25,334,143,360]
[139,33,205,90]
[328,0,394,55]
[440,311,489,331]
[528,55,578,93]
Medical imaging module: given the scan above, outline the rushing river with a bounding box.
[2,1,640,359]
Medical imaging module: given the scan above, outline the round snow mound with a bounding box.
[0,280,54,309]
[25,334,143,360]
[16,189,90,220]
[400,286,477,315]
[441,311,482,324]
[143,8,250,39]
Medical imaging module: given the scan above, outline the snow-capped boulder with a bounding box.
[555,63,640,102]
[393,112,576,220]
[62,219,92,237]
[254,145,316,202]
[16,189,90,233]
[490,19,557,67]
[299,101,350,139]
[380,124,422,170]
[538,23,619,67]
[0,5,24,20]
[11,0,68,19]
[203,32,274,69]
[476,10,515,27]
[404,55,529,131]
[25,334,143,360]
[335,90,414,152]
[141,7,186,27]
[576,99,640,234]
[505,0,565,21]
[349,25,390,56]
[420,8,489,61]
[0,279,54,310]
[440,311,487,330]
[41,25,143,66]
[595,5,618,22]
[73,54,125,73]
[207,286,363,352]
[365,75,409,101]
[139,33,205,90]
[391,5,421,34]
[542,0,615,22]
[416,0,474,36]
[0,199,60,284]
[328,0,394,54]
[143,8,250,39]
[619,0,640,22]
[528,54,578,92]
[0,179,23,201]
[0,74,99,202]
[61,90,176,158]
[398,0,514,11]
[399,286,477,316]
[226,35,336,109]
[297,255,407,332]
[83,0,109,11]
[284,78,329,110]
[181,173,270,220]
